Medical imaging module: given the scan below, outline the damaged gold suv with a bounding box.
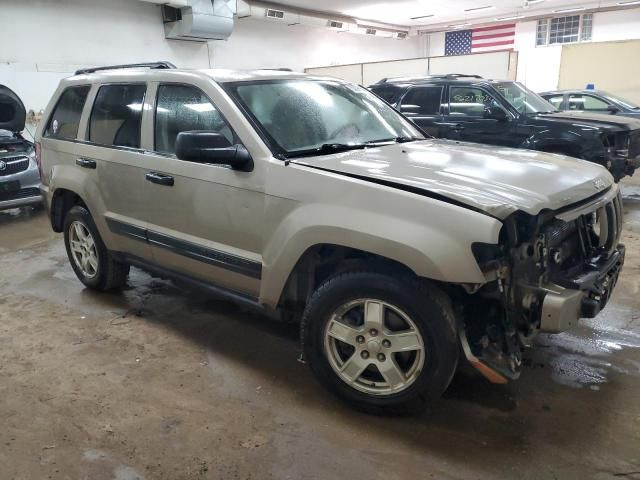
[36,63,625,413]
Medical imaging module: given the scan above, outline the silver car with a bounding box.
[0,85,42,210]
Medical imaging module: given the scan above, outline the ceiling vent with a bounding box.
[266,8,285,19]
[328,20,344,29]
[365,28,377,35]
[164,0,235,42]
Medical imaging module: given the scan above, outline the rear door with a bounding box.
[397,85,444,137]
[76,82,153,261]
[138,82,265,298]
[442,85,516,147]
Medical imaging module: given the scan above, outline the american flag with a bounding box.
[445,24,515,55]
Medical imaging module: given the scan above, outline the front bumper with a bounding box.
[0,155,43,211]
[540,244,625,333]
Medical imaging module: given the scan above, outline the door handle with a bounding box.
[145,171,174,186]
[76,158,96,169]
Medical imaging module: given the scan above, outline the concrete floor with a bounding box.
[1,183,639,480]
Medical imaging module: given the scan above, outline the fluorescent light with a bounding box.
[448,22,471,29]
[553,6,586,12]
[410,14,435,19]
[496,14,525,20]
[617,0,640,4]
[464,5,495,12]
[185,103,215,113]
[526,0,545,4]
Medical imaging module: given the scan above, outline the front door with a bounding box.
[442,85,516,147]
[138,83,265,298]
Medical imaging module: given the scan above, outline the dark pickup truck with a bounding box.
[370,74,640,181]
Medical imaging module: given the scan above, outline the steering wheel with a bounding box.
[329,123,361,141]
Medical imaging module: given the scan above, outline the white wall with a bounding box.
[514,21,563,92]
[0,0,211,113]
[210,17,424,71]
[0,0,424,115]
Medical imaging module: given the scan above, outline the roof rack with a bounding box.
[75,61,177,76]
[376,73,483,84]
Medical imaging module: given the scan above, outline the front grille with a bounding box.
[0,187,40,202]
[591,191,624,253]
[0,155,30,177]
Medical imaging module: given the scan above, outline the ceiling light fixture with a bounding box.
[464,5,495,11]
[496,14,525,20]
[448,22,472,29]
[617,0,640,4]
[525,0,545,4]
[553,6,586,12]
[410,14,435,19]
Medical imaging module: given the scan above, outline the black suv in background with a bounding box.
[369,75,640,181]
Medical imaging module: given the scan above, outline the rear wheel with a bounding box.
[63,205,129,291]
[301,271,459,415]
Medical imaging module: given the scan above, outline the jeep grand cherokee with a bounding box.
[37,64,625,413]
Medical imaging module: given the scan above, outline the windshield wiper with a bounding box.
[285,143,369,159]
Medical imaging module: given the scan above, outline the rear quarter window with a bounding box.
[44,86,91,140]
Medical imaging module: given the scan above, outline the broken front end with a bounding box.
[461,186,625,383]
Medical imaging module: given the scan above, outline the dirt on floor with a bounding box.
[1,180,640,480]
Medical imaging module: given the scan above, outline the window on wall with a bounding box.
[536,13,593,46]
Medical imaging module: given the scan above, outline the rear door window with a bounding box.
[154,84,234,155]
[89,84,146,148]
[45,86,90,140]
[400,86,443,115]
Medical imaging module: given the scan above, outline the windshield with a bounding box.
[493,81,557,114]
[601,92,640,110]
[226,79,424,157]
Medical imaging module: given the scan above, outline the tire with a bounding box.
[301,271,459,415]
[63,205,129,291]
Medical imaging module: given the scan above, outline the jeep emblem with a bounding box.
[593,178,606,190]
[0,161,6,171]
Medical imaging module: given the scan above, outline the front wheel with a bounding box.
[301,271,459,415]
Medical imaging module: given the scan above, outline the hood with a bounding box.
[539,110,640,131]
[0,85,26,133]
[291,139,613,219]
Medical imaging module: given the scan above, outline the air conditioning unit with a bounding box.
[164,0,235,42]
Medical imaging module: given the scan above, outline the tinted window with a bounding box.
[155,84,233,155]
[45,86,90,140]
[568,94,609,112]
[449,87,501,117]
[370,85,403,104]
[89,84,145,148]
[400,86,443,115]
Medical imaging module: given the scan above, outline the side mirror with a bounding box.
[607,104,620,114]
[175,131,253,172]
[485,106,508,122]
